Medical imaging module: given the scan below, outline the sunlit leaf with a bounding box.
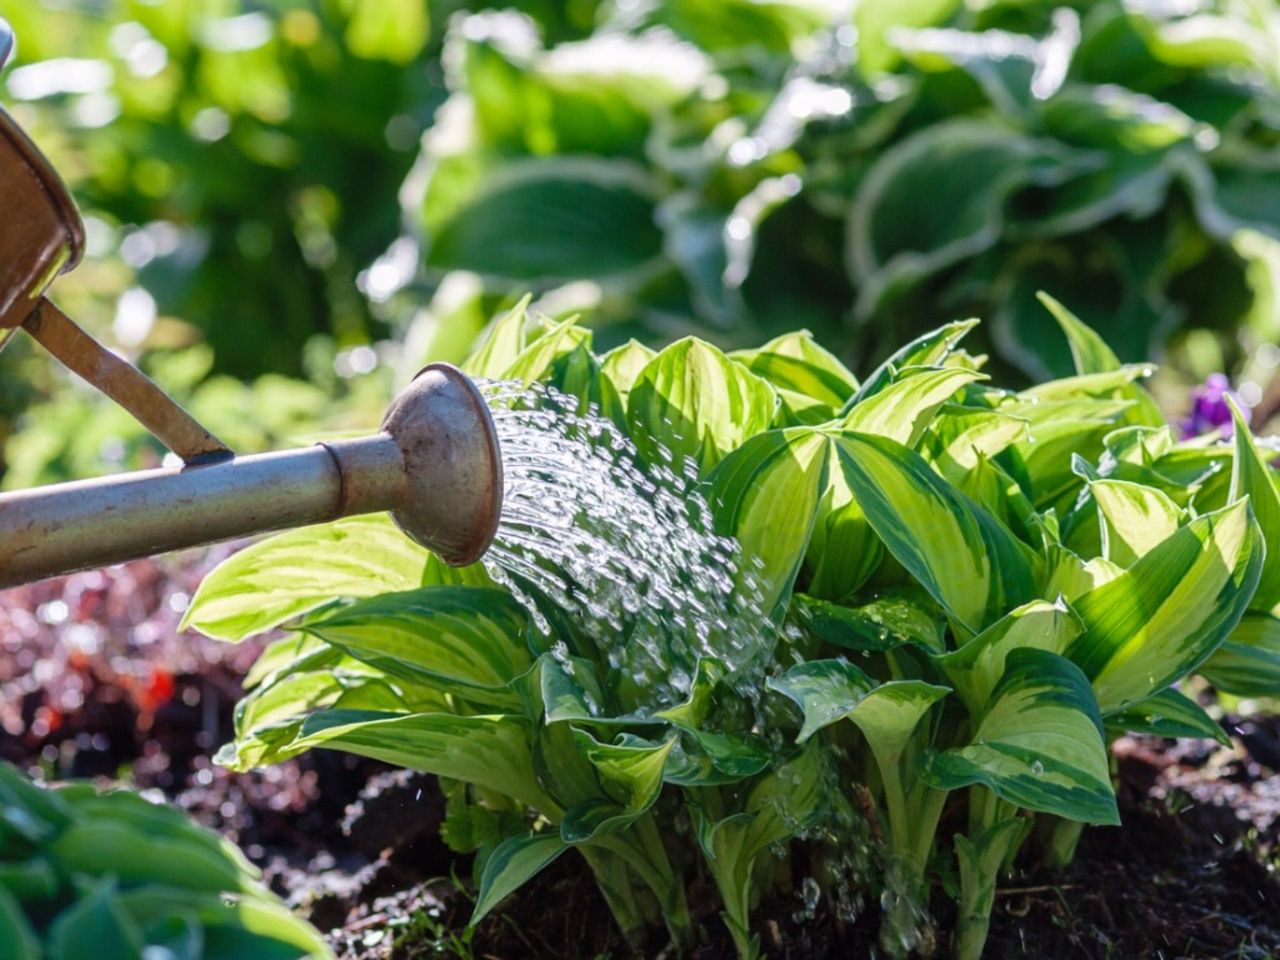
[924,649,1118,825]
[182,516,430,642]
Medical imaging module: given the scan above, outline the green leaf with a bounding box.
[1036,292,1121,374]
[1006,397,1136,508]
[843,680,952,780]
[850,319,979,405]
[47,880,144,960]
[1199,613,1280,698]
[300,587,531,706]
[471,832,569,924]
[343,0,428,65]
[850,121,1054,314]
[766,659,875,743]
[791,593,945,654]
[295,710,555,814]
[842,367,985,448]
[935,599,1083,718]
[628,338,777,474]
[707,428,831,619]
[954,818,1031,960]
[462,295,533,378]
[696,745,829,960]
[1106,688,1230,746]
[1090,479,1183,567]
[924,649,1119,825]
[116,888,333,960]
[182,516,430,642]
[924,405,1030,484]
[1068,498,1263,714]
[560,732,675,842]
[0,887,40,960]
[424,159,663,281]
[599,340,657,414]
[1035,293,1165,425]
[140,914,203,960]
[730,331,858,424]
[1228,399,1280,611]
[856,0,961,75]
[500,317,590,387]
[832,431,1039,635]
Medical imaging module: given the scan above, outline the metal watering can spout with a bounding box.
[0,20,503,589]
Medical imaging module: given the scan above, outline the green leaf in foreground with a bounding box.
[1067,498,1263,713]
[181,516,429,642]
[833,431,1039,635]
[1199,612,1280,698]
[924,649,1118,825]
[472,833,569,924]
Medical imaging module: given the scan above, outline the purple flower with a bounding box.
[1180,373,1250,439]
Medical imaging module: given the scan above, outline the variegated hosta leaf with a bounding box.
[560,732,675,842]
[833,431,1040,636]
[472,832,569,923]
[293,710,556,813]
[501,316,591,386]
[923,405,1030,485]
[1005,397,1135,509]
[598,339,657,417]
[1105,687,1230,746]
[695,746,829,957]
[730,330,859,423]
[1041,545,1124,603]
[791,593,945,654]
[461,294,533,378]
[843,680,952,780]
[805,436,881,601]
[1067,498,1263,714]
[1089,479,1183,567]
[181,515,430,642]
[845,318,980,408]
[1228,400,1280,611]
[1037,292,1164,426]
[1036,292,1120,377]
[766,659,875,743]
[1020,367,1152,403]
[954,817,1031,960]
[299,586,531,707]
[841,367,985,449]
[934,599,1083,717]
[116,887,336,960]
[1199,612,1280,698]
[767,661,949,777]
[627,338,777,474]
[707,428,831,619]
[956,454,1040,548]
[923,649,1119,825]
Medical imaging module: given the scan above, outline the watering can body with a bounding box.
[0,20,504,588]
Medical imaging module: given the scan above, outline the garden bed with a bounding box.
[2,552,1276,959]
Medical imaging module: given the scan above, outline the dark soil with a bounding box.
[4,554,1278,959]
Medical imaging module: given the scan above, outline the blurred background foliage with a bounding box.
[4,0,1280,487]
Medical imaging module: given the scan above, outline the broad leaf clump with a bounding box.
[186,300,1279,959]
[0,762,332,960]
[400,0,1280,380]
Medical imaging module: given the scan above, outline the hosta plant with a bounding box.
[0,761,331,960]
[392,0,1280,384]
[185,297,1280,959]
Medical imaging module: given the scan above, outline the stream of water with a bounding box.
[480,381,777,712]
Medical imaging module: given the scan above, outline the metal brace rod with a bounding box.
[22,297,232,465]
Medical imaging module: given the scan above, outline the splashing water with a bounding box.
[480,380,776,712]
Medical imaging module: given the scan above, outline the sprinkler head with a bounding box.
[380,363,504,566]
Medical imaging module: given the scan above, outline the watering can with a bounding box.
[0,21,503,589]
